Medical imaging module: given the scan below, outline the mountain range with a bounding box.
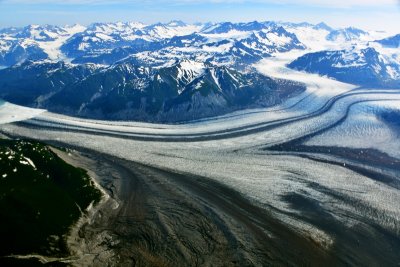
[0,21,399,121]
[289,47,400,88]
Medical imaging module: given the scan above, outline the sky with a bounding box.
[0,0,399,32]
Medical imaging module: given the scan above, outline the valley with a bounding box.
[0,20,400,266]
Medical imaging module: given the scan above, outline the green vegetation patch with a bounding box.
[0,139,102,258]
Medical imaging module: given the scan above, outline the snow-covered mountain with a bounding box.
[60,21,203,59]
[377,34,400,48]
[63,21,305,68]
[0,21,307,68]
[288,46,400,87]
[0,20,399,121]
[326,27,368,42]
[0,21,396,69]
[0,59,304,121]
[0,24,85,66]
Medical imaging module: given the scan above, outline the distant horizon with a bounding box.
[0,0,399,33]
[0,19,395,34]
[0,20,333,28]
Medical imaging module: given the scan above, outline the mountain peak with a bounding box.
[166,20,187,27]
[313,22,332,31]
[376,33,400,48]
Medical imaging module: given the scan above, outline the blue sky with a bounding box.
[0,0,399,32]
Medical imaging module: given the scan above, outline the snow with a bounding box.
[226,69,239,84]
[0,24,87,63]
[177,60,205,81]
[331,48,369,68]
[0,100,45,124]
[265,32,292,46]
[21,156,37,169]
[202,42,233,53]
[306,100,400,158]
[78,43,89,51]
[369,42,400,79]
[20,38,36,49]
[179,60,205,75]
[386,65,400,79]
[201,30,251,42]
[0,40,12,53]
[150,24,201,39]
[285,26,338,51]
[127,22,146,29]
[210,69,221,90]
[95,33,114,41]
[255,50,357,97]
[194,80,204,90]
[37,24,86,61]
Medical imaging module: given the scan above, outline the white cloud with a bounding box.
[271,0,398,7]
[0,0,398,7]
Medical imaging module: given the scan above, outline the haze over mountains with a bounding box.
[0,20,399,121]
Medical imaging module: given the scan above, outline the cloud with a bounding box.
[273,0,397,6]
[0,0,398,7]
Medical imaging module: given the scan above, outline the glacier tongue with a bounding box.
[0,100,45,125]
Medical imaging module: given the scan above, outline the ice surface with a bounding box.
[0,100,45,125]
[306,100,400,158]
[36,24,86,61]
